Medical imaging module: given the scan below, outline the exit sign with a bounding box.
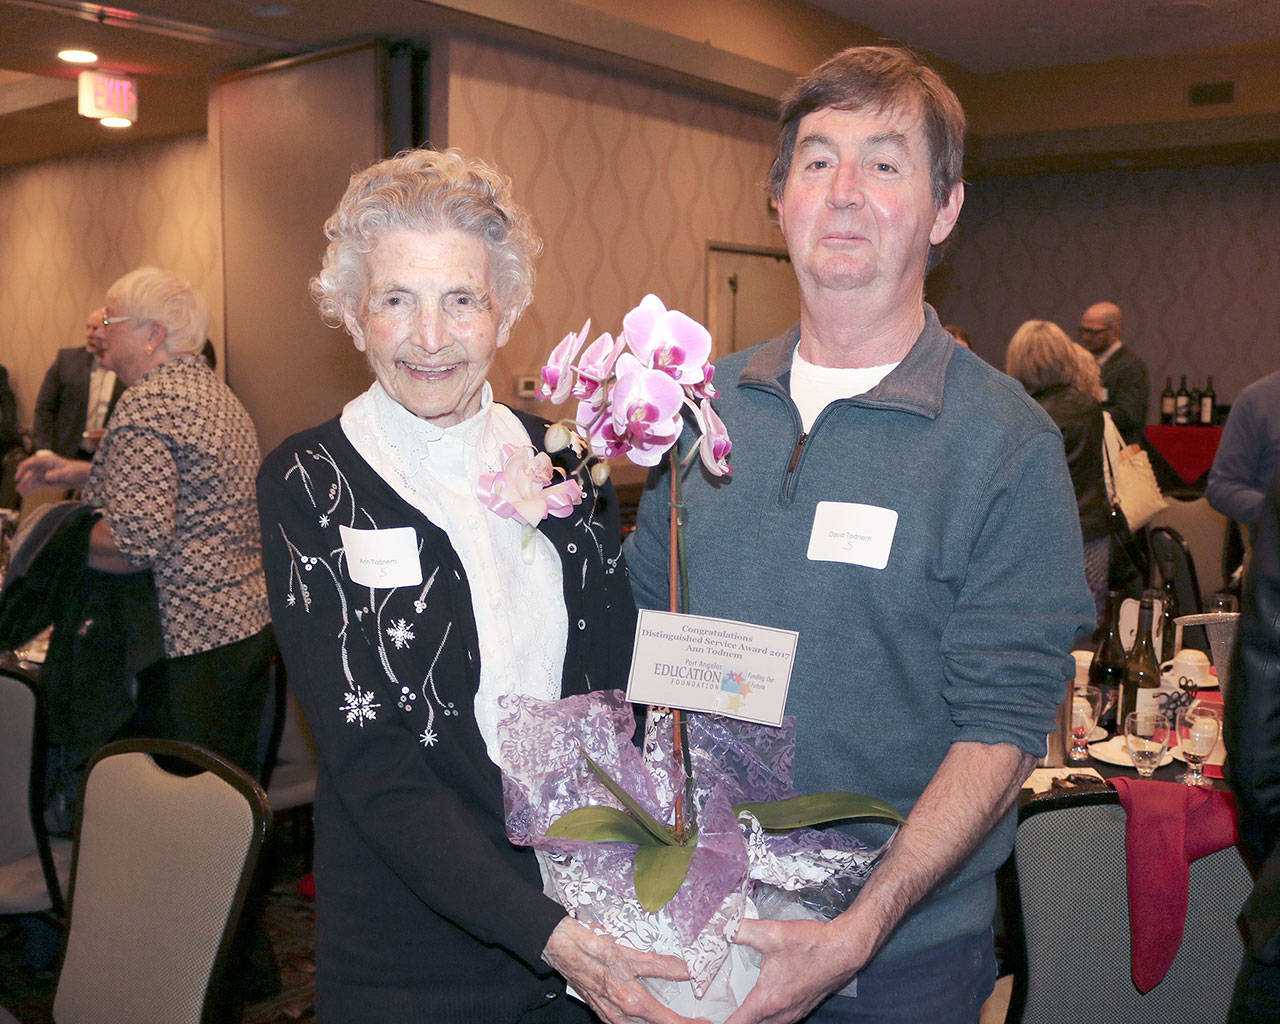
[78,70,138,122]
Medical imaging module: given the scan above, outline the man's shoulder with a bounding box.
[947,347,1056,430]
[1110,344,1148,372]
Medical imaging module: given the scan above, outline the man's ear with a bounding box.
[929,180,964,246]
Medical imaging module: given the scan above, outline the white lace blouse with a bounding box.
[340,381,568,762]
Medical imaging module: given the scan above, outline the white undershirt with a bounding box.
[340,381,568,763]
[790,345,899,431]
[85,358,117,433]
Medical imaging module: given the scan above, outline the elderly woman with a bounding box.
[1006,319,1111,615]
[15,268,273,772]
[256,149,693,1024]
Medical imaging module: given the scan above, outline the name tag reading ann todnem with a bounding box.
[339,525,424,589]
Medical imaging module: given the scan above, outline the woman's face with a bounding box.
[99,304,161,386]
[352,228,512,428]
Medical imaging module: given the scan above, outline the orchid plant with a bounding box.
[485,295,900,912]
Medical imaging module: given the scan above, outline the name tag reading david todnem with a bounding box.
[626,610,798,727]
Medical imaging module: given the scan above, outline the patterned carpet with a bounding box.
[0,847,317,1024]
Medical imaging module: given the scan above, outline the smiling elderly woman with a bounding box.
[255,149,694,1024]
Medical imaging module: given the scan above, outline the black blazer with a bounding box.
[32,347,125,457]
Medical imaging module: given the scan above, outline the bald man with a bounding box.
[1078,301,1149,445]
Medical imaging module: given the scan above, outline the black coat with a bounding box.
[32,348,125,457]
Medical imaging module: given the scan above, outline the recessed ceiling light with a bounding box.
[250,4,292,16]
[100,117,133,128]
[58,49,98,64]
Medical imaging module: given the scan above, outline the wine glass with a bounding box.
[1069,686,1102,762]
[1124,711,1171,778]
[1209,592,1239,613]
[1176,704,1222,787]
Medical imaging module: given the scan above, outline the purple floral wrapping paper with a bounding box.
[499,689,891,1011]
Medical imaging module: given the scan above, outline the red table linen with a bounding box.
[1144,425,1223,485]
[1109,777,1239,993]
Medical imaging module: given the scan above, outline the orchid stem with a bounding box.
[667,447,695,842]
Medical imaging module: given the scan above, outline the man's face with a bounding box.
[84,307,107,356]
[1078,309,1116,355]
[776,104,961,306]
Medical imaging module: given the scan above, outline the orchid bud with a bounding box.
[545,422,572,453]
[590,461,612,486]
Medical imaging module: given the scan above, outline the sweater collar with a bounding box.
[737,303,953,420]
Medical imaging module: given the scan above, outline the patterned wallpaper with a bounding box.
[931,161,1280,407]
[440,33,785,416]
[0,133,219,431]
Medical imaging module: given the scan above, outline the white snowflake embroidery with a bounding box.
[318,513,330,528]
[341,686,380,726]
[386,618,415,649]
[286,592,296,607]
[420,727,438,747]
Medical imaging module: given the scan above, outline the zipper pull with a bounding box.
[787,432,808,474]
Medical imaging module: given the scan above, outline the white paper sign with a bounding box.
[806,501,898,569]
[339,525,423,588]
[625,610,798,727]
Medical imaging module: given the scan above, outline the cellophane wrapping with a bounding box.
[499,690,892,1022]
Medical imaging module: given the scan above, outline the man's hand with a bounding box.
[724,916,869,1024]
[15,451,91,493]
[542,917,707,1024]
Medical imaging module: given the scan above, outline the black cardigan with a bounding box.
[257,412,636,1023]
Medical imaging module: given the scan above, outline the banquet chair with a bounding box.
[0,666,71,921]
[1004,788,1251,1024]
[1147,525,1209,652]
[0,739,270,1024]
[1147,496,1230,602]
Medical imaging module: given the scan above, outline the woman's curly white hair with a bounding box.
[311,148,542,333]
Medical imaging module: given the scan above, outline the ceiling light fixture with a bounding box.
[58,48,97,63]
[99,116,132,128]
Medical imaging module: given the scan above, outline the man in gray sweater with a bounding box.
[627,47,1093,1024]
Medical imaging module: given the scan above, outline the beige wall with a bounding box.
[438,32,785,423]
[930,160,1280,406]
[0,133,220,430]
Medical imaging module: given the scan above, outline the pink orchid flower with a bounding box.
[571,331,625,406]
[695,398,732,476]
[609,353,685,467]
[540,320,591,403]
[622,294,713,387]
[576,403,633,461]
[687,362,719,401]
[477,444,584,526]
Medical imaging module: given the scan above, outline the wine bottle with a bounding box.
[1160,577,1179,662]
[1200,375,1216,425]
[1174,375,1190,425]
[1160,377,1176,425]
[1122,590,1162,726]
[1090,592,1128,732]
[1190,381,1203,420]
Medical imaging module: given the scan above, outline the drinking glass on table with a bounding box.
[1069,685,1102,762]
[1124,711,1171,778]
[1175,704,1222,787]
[1209,591,1239,613]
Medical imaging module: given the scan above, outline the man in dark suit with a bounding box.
[1078,300,1149,445]
[33,308,126,459]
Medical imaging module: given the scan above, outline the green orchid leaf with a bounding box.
[733,791,905,831]
[581,750,677,846]
[545,806,664,846]
[634,836,698,912]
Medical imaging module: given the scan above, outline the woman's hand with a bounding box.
[542,917,707,1024]
[14,451,91,494]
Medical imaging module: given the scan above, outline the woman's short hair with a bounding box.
[106,267,209,356]
[1005,319,1085,395]
[311,148,542,332]
[765,46,966,209]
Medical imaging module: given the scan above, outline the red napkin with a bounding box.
[1109,778,1238,992]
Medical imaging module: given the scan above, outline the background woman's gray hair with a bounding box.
[311,148,542,332]
[1005,318,1082,396]
[106,266,209,356]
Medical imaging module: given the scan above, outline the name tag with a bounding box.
[807,501,897,570]
[626,610,797,727]
[339,525,423,588]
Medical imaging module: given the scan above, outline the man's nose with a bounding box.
[826,163,864,209]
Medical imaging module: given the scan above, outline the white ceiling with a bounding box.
[816,0,1280,74]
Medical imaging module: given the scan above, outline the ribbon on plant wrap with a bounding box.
[498,690,893,1018]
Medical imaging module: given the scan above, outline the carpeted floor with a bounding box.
[0,846,317,1024]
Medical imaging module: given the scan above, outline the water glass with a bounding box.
[1176,704,1222,787]
[1124,711,1171,778]
[1068,686,1102,762]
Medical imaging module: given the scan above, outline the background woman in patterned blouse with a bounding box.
[256,149,696,1024]
[15,267,273,776]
